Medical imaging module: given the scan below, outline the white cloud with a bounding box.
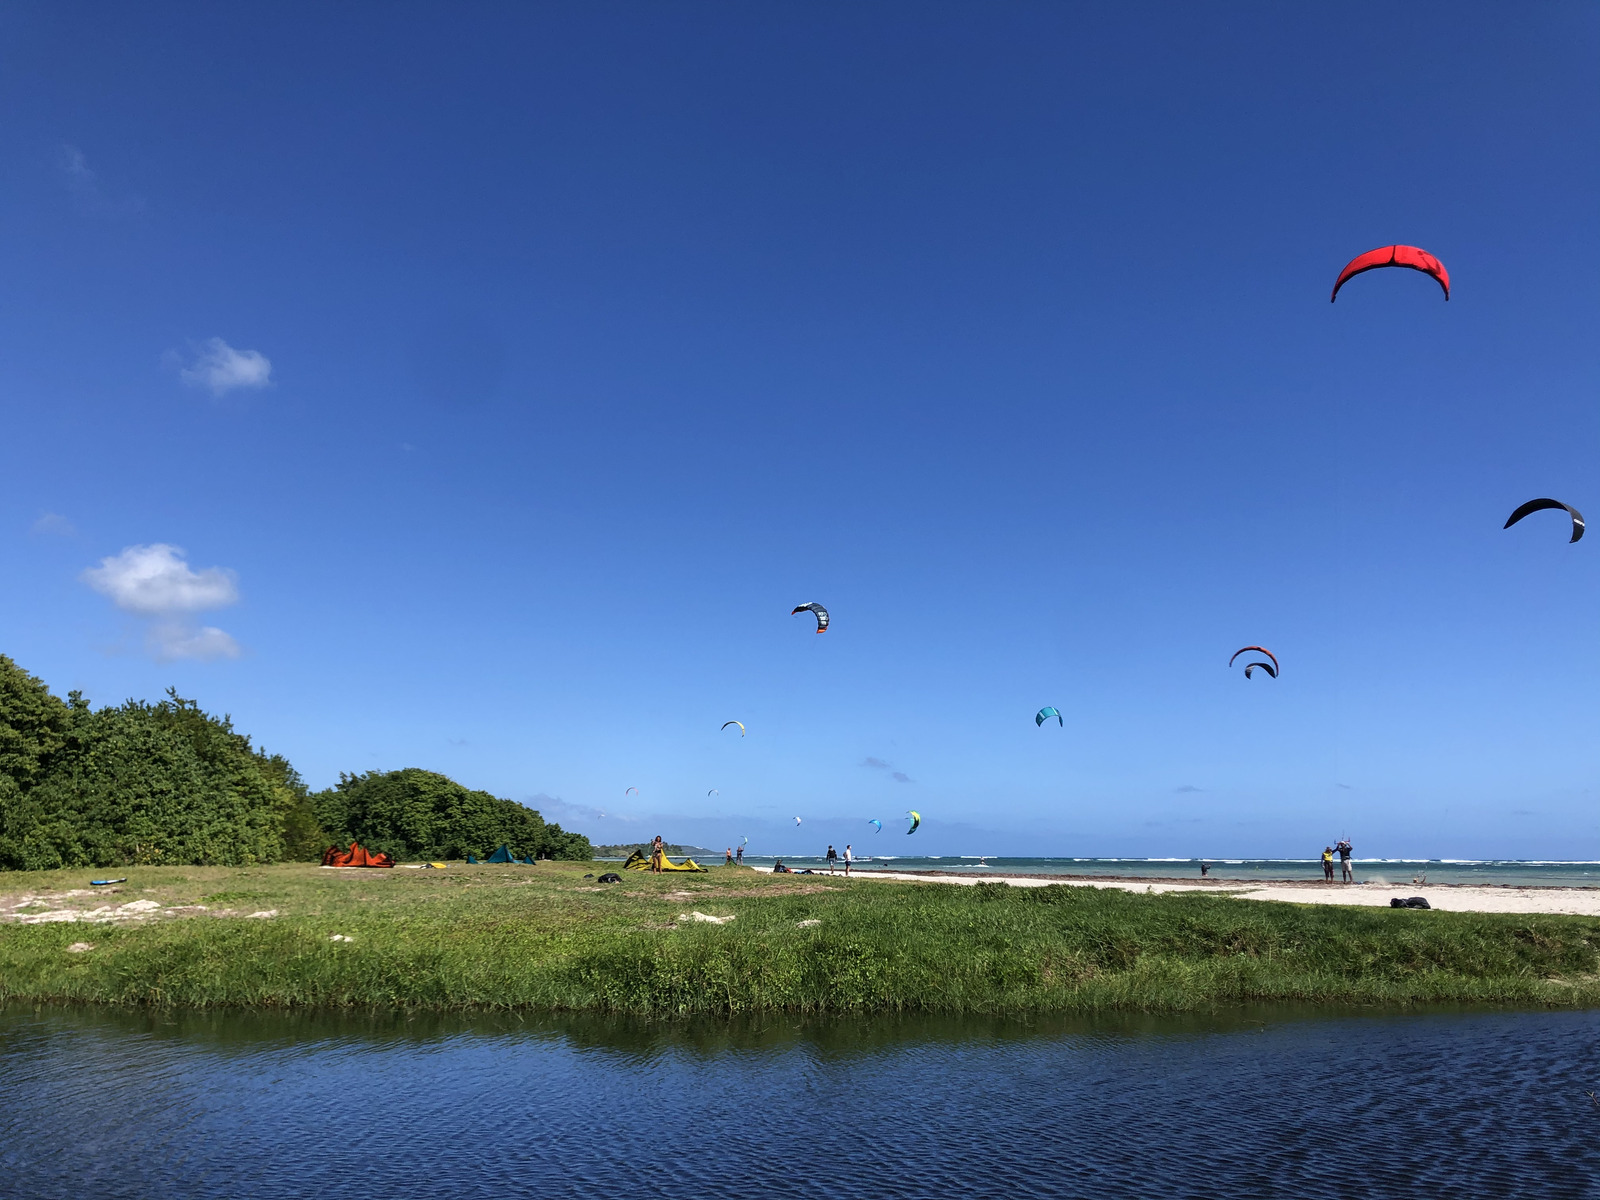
[147,622,241,662]
[178,338,272,396]
[30,512,76,536]
[81,545,243,663]
[82,544,238,615]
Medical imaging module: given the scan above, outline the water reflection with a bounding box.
[3,1003,1597,1198]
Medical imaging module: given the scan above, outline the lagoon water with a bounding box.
[3,1005,1598,1198]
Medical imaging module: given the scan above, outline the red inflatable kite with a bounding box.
[321,841,395,868]
[1331,245,1449,302]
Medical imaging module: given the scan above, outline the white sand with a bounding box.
[828,869,1600,916]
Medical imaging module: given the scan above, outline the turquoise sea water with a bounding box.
[738,856,1600,887]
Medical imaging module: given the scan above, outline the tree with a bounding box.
[312,768,591,861]
[0,655,70,789]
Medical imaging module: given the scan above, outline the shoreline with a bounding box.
[804,867,1600,916]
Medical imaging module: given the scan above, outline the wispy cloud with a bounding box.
[30,512,76,536]
[146,622,240,662]
[1174,784,1205,794]
[81,544,242,661]
[57,144,144,216]
[862,756,914,783]
[176,338,273,397]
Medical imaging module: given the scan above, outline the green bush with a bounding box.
[0,663,310,869]
[311,768,590,862]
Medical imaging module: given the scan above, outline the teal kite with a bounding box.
[869,818,882,833]
[1036,707,1062,727]
[906,811,921,835]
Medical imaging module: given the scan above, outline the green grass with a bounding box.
[2,862,1598,1015]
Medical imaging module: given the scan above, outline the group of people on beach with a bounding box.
[1321,839,1354,882]
[723,845,744,866]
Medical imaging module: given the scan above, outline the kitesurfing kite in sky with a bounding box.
[1035,706,1063,727]
[791,602,829,633]
[624,786,638,796]
[1229,646,1279,679]
[906,811,921,835]
[869,819,882,833]
[794,816,802,826]
[1504,498,1584,543]
[1331,245,1449,302]
[721,720,745,736]
[707,789,719,797]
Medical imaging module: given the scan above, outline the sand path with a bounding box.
[809,868,1600,916]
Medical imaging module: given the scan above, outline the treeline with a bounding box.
[0,654,589,870]
[313,769,591,863]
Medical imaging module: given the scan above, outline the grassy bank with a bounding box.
[2,862,1598,1015]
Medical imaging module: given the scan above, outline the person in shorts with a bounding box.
[826,844,838,874]
[1337,839,1354,883]
[1321,846,1335,882]
[843,844,853,876]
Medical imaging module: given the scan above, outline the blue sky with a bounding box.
[2,3,1597,858]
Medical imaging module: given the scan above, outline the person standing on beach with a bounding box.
[1199,861,1209,877]
[826,844,838,874]
[725,847,733,866]
[1321,846,1335,882]
[735,843,743,866]
[650,835,665,873]
[1337,839,1353,883]
[844,844,853,877]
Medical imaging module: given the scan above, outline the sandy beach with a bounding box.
[826,867,1600,916]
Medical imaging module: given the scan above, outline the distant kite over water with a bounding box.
[1331,245,1450,302]
[707,789,719,797]
[869,819,882,833]
[721,720,746,736]
[794,816,802,826]
[906,811,921,835]
[791,602,829,633]
[1035,706,1063,727]
[1504,498,1584,544]
[624,787,638,796]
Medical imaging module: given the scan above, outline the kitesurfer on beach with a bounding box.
[735,844,743,866]
[1337,839,1354,883]
[1322,846,1335,882]
[650,835,666,873]
[725,847,733,866]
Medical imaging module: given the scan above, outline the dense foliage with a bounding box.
[0,655,319,870]
[312,768,591,862]
[0,654,584,869]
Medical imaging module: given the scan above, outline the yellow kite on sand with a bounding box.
[622,849,709,873]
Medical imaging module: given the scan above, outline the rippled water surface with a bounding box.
[3,1005,1598,1199]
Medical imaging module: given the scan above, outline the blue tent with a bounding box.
[466,853,480,864]
[486,844,514,863]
